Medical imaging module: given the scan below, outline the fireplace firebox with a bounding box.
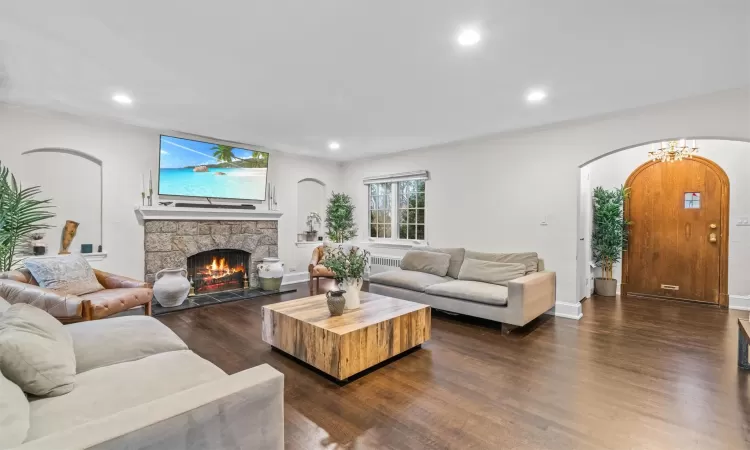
[187,249,250,294]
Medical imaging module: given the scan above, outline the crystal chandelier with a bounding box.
[648,139,698,163]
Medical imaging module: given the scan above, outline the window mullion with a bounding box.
[390,182,398,239]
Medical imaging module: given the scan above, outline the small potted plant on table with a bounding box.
[323,245,370,310]
[592,185,630,297]
[305,212,322,241]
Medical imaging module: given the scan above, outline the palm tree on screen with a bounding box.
[211,145,236,163]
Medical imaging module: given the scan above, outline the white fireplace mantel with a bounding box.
[134,205,283,222]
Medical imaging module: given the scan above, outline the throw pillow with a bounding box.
[412,246,465,279]
[24,254,104,296]
[400,250,451,277]
[458,259,527,286]
[0,304,76,396]
[464,251,539,274]
[0,369,29,447]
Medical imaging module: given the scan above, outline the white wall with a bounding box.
[0,103,341,280]
[585,140,750,308]
[341,88,750,319]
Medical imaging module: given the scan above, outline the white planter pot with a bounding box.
[338,278,363,309]
[257,257,284,291]
[153,268,190,307]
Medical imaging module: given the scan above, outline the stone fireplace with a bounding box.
[144,220,278,288]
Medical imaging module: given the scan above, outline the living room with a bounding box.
[1,2,749,449]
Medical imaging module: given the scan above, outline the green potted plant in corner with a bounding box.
[592,185,630,297]
[322,245,370,309]
[305,212,321,241]
[0,161,56,271]
[325,192,357,243]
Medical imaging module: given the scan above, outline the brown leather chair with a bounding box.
[0,268,152,323]
[308,245,336,294]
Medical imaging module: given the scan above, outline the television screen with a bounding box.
[158,135,269,201]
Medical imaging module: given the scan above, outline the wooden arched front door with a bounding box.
[622,156,729,306]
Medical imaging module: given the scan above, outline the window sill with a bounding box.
[360,239,427,249]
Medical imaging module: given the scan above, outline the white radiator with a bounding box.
[368,254,403,278]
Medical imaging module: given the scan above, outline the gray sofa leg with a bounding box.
[501,323,518,335]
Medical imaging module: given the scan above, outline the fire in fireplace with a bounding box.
[187,249,250,294]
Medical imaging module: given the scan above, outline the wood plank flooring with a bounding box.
[157,280,750,449]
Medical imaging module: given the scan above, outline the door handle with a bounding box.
[709,223,717,243]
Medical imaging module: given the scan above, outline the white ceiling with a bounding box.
[1,1,748,160]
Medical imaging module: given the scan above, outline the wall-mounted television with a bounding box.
[158,135,269,201]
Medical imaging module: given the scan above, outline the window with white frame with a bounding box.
[365,172,428,241]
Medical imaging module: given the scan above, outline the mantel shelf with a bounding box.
[135,205,283,222]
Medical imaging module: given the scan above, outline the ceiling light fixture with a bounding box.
[457,29,481,47]
[112,93,133,105]
[526,89,547,103]
[328,141,341,151]
[648,140,698,163]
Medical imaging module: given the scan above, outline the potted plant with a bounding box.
[592,185,630,297]
[305,212,321,241]
[0,161,55,271]
[325,192,357,243]
[322,245,370,309]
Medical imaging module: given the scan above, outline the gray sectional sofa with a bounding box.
[369,247,555,331]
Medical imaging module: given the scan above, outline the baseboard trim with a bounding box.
[729,295,750,311]
[546,301,583,320]
[282,272,309,286]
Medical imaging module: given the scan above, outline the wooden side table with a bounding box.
[739,319,750,370]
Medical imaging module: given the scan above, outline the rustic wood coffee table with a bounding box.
[261,292,431,380]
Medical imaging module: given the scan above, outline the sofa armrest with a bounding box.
[308,246,323,273]
[0,279,84,318]
[94,270,150,289]
[505,271,556,326]
[14,364,285,450]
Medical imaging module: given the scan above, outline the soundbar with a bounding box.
[174,203,257,210]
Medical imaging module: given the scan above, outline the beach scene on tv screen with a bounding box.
[159,136,268,200]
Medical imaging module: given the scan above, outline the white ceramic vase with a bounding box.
[338,278,363,309]
[153,268,190,307]
[257,257,284,291]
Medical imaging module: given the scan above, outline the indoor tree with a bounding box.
[325,192,357,243]
[592,185,630,295]
[0,161,56,271]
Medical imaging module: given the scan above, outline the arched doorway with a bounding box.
[621,155,729,306]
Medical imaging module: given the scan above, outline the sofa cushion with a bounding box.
[0,296,10,313]
[24,254,104,296]
[425,280,509,306]
[80,287,153,319]
[66,316,189,373]
[26,350,227,441]
[0,304,76,397]
[464,251,539,274]
[458,259,526,286]
[369,270,451,292]
[0,369,29,448]
[400,250,451,277]
[413,246,465,278]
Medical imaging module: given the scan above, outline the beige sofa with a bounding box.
[369,248,555,331]
[0,298,284,450]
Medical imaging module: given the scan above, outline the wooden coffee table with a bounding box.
[261,292,431,380]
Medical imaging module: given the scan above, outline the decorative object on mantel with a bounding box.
[0,161,55,270]
[59,220,79,255]
[305,212,322,241]
[80,244,93,254]
[149,170,154,206]
[648,139,698,163]
[266,182,278,211]
[31,233,47,256]
[153,268,190,307]
[326,289,347,316]
[592,186,630,297]
[257,257,284,291]
[323,245,369,309]
[325,192,358,243]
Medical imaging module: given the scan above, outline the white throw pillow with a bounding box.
[0,304,76,396]
[0,368,29,448]
[24,254,104,296]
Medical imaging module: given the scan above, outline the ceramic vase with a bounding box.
[153,268,190,307]
[59,220,79,254]
[326,290,346,316]
[257,257,284,291]
[338,278,362,309]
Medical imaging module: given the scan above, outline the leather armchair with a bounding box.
[0,268,152,322]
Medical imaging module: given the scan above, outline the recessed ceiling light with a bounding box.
[457,29,481,47]
[328,141,341,150]
[526,90,547,103]
[112,93,133,105]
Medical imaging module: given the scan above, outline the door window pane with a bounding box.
[684,192,701,209]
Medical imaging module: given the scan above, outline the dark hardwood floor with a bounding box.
[157,280,750,449]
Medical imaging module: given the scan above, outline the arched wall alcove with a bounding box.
[576,138,750,309]
[296,178,327,241]
[21,147,104,253]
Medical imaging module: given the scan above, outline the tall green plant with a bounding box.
[325,192,357,243]
[592,185,630,280]
[0,161,56,271]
